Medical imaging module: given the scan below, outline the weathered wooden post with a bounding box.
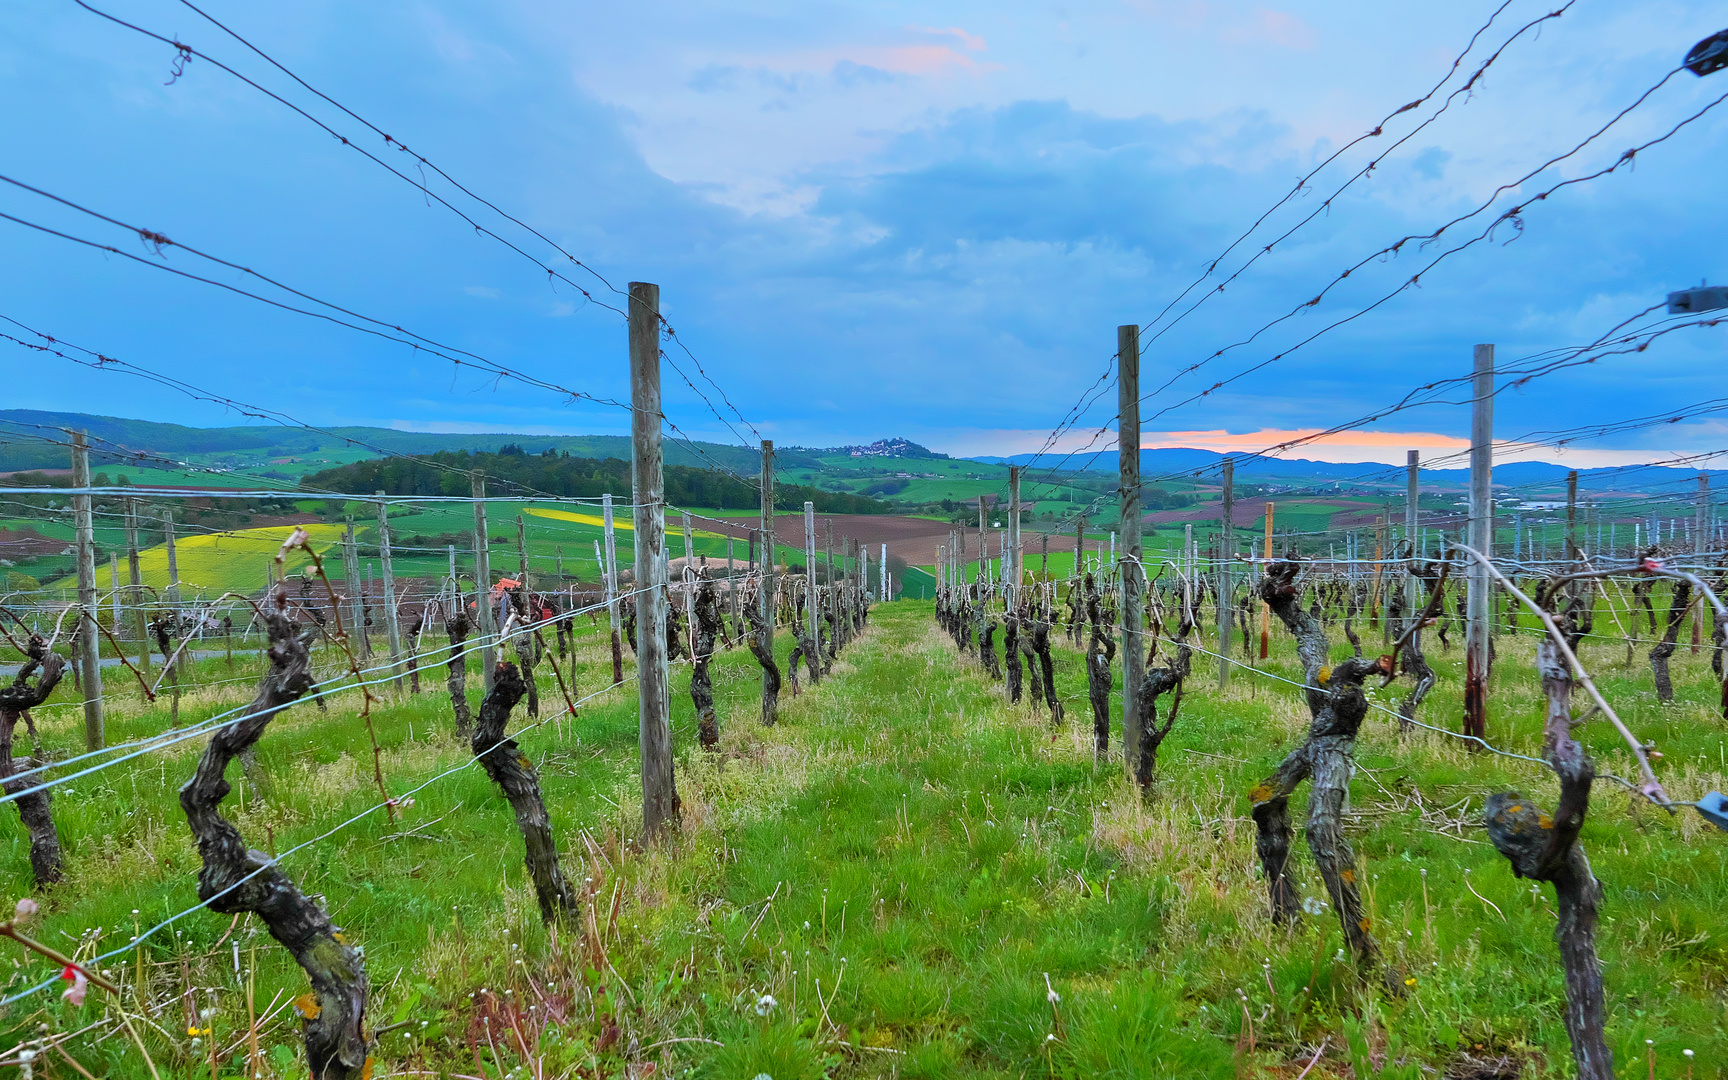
[1218,458,1234,688]
[725,532,741,634]
[163,507,181,631]
[517,515,530,584]
[759,440,776,658]
[163,510,186,719]
[880,542,888,601]
[1258,502,1273,660]
[824,518,836,660]
[1694,474,1709,652]
[108,554,120,637]
[1117,325,1146,785]
[1565,470,1579,558]
[70,431,104,750]
[804,500,820,684]
[603,492,623,685]
[630,281,676,838]
[376,493,404,689]
[472,470,497,693]
[1184,523,1196,621]
[1405,451,1420,620]
[342,517,367,659]
[682,510,697,656]
[976,496,989,590]
[1008,466,1023,606]
[1371,513,1387,640]
[1463,343,1494,743]
[124,498,149,678]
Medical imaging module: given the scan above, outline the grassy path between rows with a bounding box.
[6,600,1726,1077]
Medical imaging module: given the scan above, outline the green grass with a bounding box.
[2,597,1725,1077]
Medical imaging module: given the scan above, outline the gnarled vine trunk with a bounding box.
[1649,579,1691,703]
[1017,620,1042,709]
[980,618,1002,680]
[403,610,422,695]
[474,662,581,926]
[1084,578,1113,761]
[1132,619,1193,793]
[692,579,722,749]
[746,590,782,726]
[1484,634,1611,1080]
[1031,620,1063,723]
[445,610,473,740]
[180,593,369,1079]
[1247,561,1391,975]
[510,590,542,719]
[1086,637,1114,763]
[0,634,65,887]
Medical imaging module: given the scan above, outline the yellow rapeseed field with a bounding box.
[53,523,346,596]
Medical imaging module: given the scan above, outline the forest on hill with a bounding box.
[304,445,896,515]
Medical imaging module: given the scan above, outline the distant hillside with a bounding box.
[810,437,947,460]
[0,410,821,474]
[305,447,897,515]
[969,447,1728,494]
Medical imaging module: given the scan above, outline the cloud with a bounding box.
[1222,8,1318,51]
[908,26,988,53]
[923,424,1703,470]
[6,0,1726,466]
[816,43,996,77]
[833,61,897,88]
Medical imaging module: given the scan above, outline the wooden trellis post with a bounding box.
[682,510,697,656]
[629,281,675,838]
[472,470,496,693]
[1405,451,1420,625]
[759,439,776,659]
[1463,343,1494,743]
[124,497,149,678]
[342,517,365,657]
[1008,465,1023,605]
[1258,501,1273,660]
[972,496,985,589]
[377,493,404,689]
[70,431,103,750]
[804,501,820,683]
[603,493,622,686]
[1218,457,1233,688]
[1695,474,1709,653]
[1117,324,1145,783]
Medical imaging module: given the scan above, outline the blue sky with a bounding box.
[3,0,1725,466]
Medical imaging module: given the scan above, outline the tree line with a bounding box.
[303,446,896,515]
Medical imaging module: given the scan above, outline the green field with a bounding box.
[12,502,839,607]
[2,590,1723,1077]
